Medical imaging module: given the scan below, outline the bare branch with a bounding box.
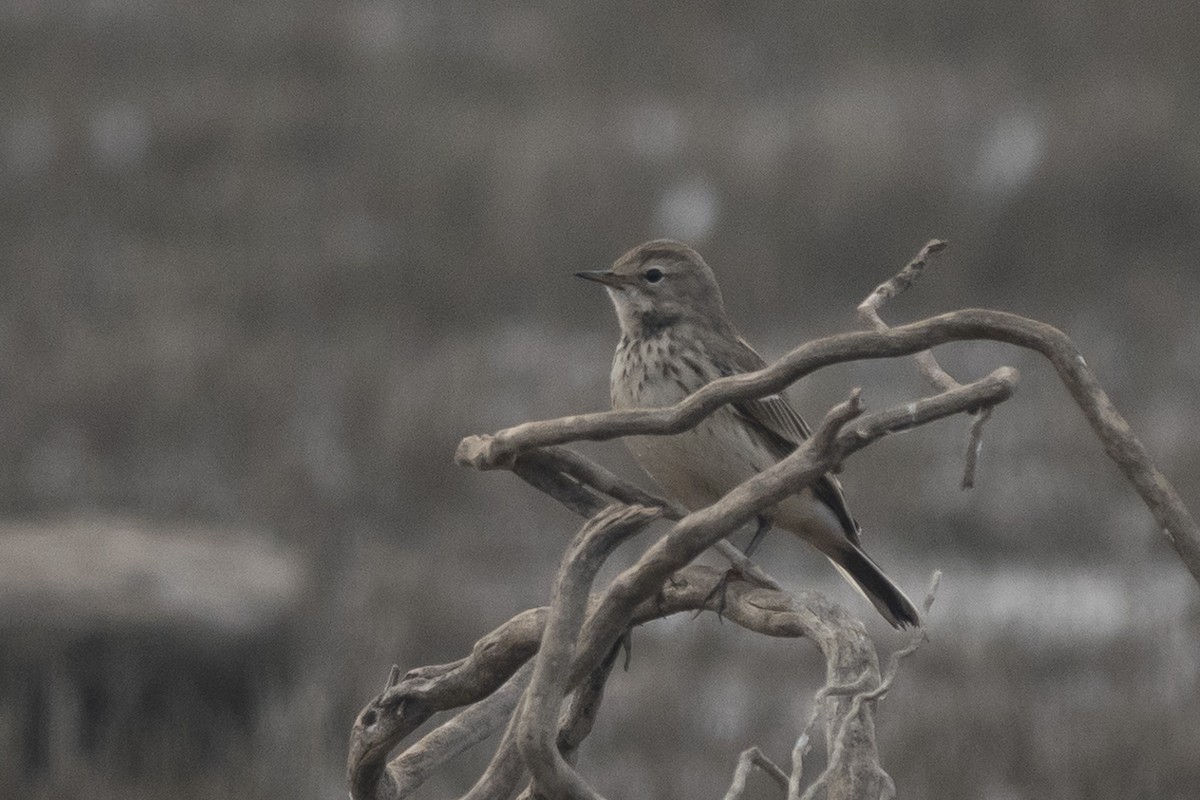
[858,239,949,316]
[388,662,534,798]
[535,446,685,514]
[858,240,998,489]
[462,699,526,800]
[798,572,943,800]
[858,239,959,392]
[723,746,789,800]
[349,560,893,800]
[347,606,547,800]
[517,504,661,800]
[459,309,1200,587]
[568,371,1016,693]
[517,446,784,591]
[961,406,993,489]
[556,638,624,766]
[511,452,610,518]
[788,671,875,799]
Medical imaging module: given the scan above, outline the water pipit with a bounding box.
[577,240,919,627]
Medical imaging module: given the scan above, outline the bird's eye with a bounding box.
[644,267,664,283]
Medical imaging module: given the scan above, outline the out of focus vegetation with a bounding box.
[2,2,1199,798]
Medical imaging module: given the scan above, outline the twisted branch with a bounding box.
[349,562,888,799]
[458,309,1200,586]
[517,504,661,800]
[520,446,782,590]
[858,239,994,487]
[350,244,1198,800]
[348,370,1016,799]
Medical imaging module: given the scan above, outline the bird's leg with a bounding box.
[743,514,772,558]
[697,515,773,620]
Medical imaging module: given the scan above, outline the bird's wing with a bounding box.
[723,335,813,452]
[725,336,862,543]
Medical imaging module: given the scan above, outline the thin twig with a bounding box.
[858,240,949,315]
[722,746,789,800]
[860,571,942,704]
[961,406,993,489]
[797,572,943,800]
[857,240,999,489]
[788,672,875,799]
[858,240,960,392]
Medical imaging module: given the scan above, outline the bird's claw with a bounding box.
[694,567,741,621]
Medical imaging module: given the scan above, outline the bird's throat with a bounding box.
[634,308,681,338]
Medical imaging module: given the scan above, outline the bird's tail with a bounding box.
[826,547,920,629]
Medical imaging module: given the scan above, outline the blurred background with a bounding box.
[3,1,1199,798]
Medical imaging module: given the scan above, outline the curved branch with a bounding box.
[457,309,1200,587]
[347,607,548,800]
[527,446,783,591]
[349,559,895,800]
[858,239,958,391]
[567,370,1017,690]
[389,662,534,798]
[451,313,1032,468]
[517,504,660,800]
[858,239,997,488]
[723,747,790,800]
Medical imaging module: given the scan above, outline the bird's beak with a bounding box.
[574,270,630,288]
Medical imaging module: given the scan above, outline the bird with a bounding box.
[575,239,920,628]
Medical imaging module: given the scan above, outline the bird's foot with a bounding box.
[694,567,742,622]
[656,573,687,616]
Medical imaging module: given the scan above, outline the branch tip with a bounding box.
[921,570,942,615]
[455,434,498,469]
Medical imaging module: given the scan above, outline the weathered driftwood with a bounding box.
[348,241,1198,800]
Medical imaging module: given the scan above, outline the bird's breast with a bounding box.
[609,334,709,408]
[610,336,768,510]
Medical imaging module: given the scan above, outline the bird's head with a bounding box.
[575,239,728,337]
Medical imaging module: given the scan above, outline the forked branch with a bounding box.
[457,308,1200,585]
[350,371,1016,800]
[351,241,1198,800]
[857,238,996,487]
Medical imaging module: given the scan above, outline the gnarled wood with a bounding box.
[350,242,1197,800]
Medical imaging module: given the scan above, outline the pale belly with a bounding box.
[623,408,765,510]
[610,339,847,552]
[620,406,847,553]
